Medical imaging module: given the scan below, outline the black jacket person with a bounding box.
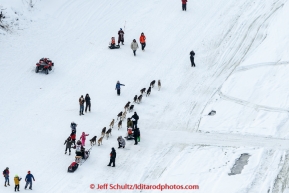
[107,148,116,167]
[131,112,139,129]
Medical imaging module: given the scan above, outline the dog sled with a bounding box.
[124,127,134,140]
[67,162,79,173]
[74,148,91,166]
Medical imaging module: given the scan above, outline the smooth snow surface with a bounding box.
[1,0,289,192]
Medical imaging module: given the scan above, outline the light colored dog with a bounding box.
[122,111,127,120]
[98,136,104,146]
[109,119,114,128]
[158,80,161,91]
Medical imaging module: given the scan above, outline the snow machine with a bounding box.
[208,110,216,116]
[108,37,120,49]
[35,58,54,75]
[67,162,79,173]
[108,44,120,49]
[125,127,134,140]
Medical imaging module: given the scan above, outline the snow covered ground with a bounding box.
[1,0,289,192]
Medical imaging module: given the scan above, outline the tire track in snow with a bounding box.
[149,130,289,150]
[218,91,289,113]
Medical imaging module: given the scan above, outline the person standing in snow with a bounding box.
[74,140,83,157]
[107,148,116,167]
[182,0,187,11]
[14,175,22,191]
[64,137,73,155]
[118,28,125,45]
[117,136,126,148]
[131,39,139,56]
[139,33,146,51]
[190,50,195,67]
[71,122,77,133]
[127,118,133,129]
[80,132,89,146]
[133,128,140,145]
[3,167,9,187]
[70,132,76,146]
[131,112,139,129]
[85,94,91,113]
[115,81,125,96]
[79,95,85,116]
[24,171,35,190]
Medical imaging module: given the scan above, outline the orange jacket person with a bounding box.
[139,33,146,51]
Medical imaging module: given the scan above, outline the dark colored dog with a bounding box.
[146,87,151,97]
[133,95,138,103]
[140,88,146,94]
[117,111,123,120]
[106,128,112,139]
[118,120,122,130]
[101,127,106,137]
[137,95,143,103]
[90,136,97,146]
[124,102,130,111]
[129,105,134,112]
[150,80,155,88]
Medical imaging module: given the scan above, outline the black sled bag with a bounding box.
[67,162,79,173]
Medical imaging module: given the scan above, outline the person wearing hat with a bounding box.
[64,136,73,155]
[85,94,91,113]
[118,28,125,45]
[133,128,140,145]
[139,32,146,51]
[3,167,9,187]
[115,81,125,96]
[14,175,22,191]
[131,112,139,129]
[107,147,116,167]
[24,171,35,190]
[79,95,85,116]
[131,39,139,56]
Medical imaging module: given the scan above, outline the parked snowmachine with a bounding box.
[125,127,134,140]
[108,37,120,49]
[67,162,79,173]
[35,58,54,75]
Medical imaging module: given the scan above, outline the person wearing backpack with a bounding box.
[190,50,195,67]
[14,175,22,191]
[24,171,35,190]
[64,137,73,155]
[3,167,9,187]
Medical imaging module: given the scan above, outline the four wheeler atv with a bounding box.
[35,58,54,75]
